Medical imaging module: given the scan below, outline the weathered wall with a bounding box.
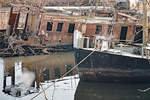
[0,8,11,30]
[39,14,80,45]
[39,13,136,45]
[84,23,135,42]
[27,14,41,34]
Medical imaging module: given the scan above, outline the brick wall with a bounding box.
[39,14,136,45]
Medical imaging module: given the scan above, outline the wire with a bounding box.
[30,49,96,100]
[40,84,48,100]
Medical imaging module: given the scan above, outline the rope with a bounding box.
[40,84,48,100]
[30,49,96,100]
[51,82,56,100]
[138,88,150,92]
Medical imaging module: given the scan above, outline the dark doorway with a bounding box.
[134,26,143,43]
[83,38,87,48]
[120,26,128,42]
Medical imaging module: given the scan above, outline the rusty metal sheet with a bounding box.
[17,13,27,29]
[0,8,10,30]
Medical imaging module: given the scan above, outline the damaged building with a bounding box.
[0,0,149,57]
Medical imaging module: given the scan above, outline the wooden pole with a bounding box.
[143,0,148,45]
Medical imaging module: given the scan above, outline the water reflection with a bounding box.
[1,51,150,100]
[75,81,150,100]
[1,51,78,98]
[4,52,76,82]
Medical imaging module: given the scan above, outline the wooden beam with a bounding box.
[118,12,138,21]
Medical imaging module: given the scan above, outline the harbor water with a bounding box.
[75,81,150,100]
[0,51,150,100]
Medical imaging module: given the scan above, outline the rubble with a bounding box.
[0,0,149,57]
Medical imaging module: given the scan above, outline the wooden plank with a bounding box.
[118,12,138,21]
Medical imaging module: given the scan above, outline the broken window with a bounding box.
[120,26,128,42]
[96,25,102,34]
[134,26,143,43]
[117,1,129,10]
[68,23,75,33]
[108,25,112,35]
[46,22,53,31]
[56,23,63,32]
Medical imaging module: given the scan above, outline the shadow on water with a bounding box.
[75,81,150,100]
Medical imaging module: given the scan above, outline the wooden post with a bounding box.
[12,8,21,36]
[143,0,148,45]
[6,7,13,36]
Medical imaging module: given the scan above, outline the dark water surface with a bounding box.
[75,81,150,100]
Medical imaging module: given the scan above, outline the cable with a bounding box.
[40,84,48,100]
[30,49,95,100]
